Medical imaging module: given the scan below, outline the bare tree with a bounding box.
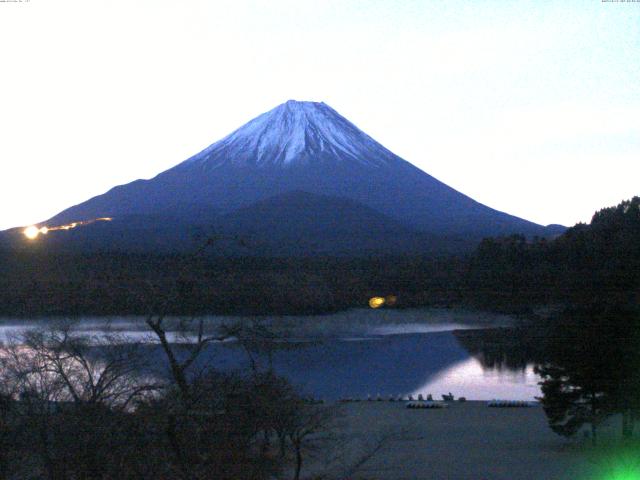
[0,322,165,479]
[6,324,156,406]
[144,314,240,403]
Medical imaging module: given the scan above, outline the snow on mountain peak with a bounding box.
[181,100,400,170]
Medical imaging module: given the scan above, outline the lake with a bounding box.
[0,308,541,401]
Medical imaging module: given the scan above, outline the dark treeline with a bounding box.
[535,303,640,444]
[0,251,466,316]
[455,304,640,444]
[1,197,638,318]
[463,197,640,443]
[465,196,640,311]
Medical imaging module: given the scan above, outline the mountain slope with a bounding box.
[36,100,559,253]
[215,190,454,256]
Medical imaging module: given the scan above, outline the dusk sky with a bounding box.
[1,0,638,230]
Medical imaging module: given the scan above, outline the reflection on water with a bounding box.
[453,327,541,372]
[0,310,540,401]
[191,330,541,401]
[412,358,540,401]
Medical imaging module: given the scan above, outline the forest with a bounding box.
[2,198,638,318]
[462,197,640,443]
[464,196,640,311]
[0,250,465,317]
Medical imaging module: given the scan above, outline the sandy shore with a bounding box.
[308,401,594,480]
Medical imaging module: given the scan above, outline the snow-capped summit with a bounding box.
[181,100,400,169]
[41,100,560,253]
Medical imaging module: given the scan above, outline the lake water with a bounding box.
[211,330,541,401]
[0,309,541,401]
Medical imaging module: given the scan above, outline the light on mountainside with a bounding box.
[22,217,113,240]
[23,225,41,240]
[369,296,385,309]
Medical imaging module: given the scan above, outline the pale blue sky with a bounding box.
[0,0,638,230]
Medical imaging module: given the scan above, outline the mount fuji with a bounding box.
[12,100,562,254]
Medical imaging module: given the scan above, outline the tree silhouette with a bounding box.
[535,304,640,443]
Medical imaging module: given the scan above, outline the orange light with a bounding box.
[369,297,385,309]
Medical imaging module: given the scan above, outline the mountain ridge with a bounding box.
[16,99,562,255]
